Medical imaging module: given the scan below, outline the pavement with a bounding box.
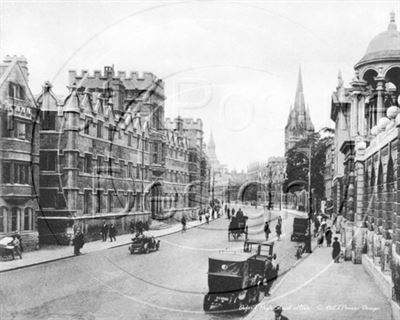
[0,206,283,273]
[245,232,392,320]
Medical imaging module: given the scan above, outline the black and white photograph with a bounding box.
[0,1,399,319]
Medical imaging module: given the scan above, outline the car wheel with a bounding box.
[203,294,213,312]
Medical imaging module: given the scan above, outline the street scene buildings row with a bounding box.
[0,59,212,249]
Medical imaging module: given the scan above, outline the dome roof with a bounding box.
[355,12,400,68]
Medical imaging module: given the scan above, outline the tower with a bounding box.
[285,67,315,153]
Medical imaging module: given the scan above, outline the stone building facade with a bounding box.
[0,56,40,251]
[330,13,400,314]
[34,66,209,244]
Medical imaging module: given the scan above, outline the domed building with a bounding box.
[331,12,400,310]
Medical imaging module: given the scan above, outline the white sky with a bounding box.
[0,0,398,171]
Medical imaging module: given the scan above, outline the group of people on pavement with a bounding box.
[100,221,117,242]
[264,215,283,241]
[313,213,342,263]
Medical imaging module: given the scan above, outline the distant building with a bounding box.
[285,68,314,154]
[244,157,286,206]
[0,56,40,250]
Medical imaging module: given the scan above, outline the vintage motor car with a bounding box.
[291,217,308,241]
[203,243,279,313]
[128,234,160,254]
[0,236,15,260]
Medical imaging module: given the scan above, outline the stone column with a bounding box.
[375,78,385,122]
[353,141,367,263]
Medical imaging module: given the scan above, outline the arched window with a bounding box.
[11,207,21,232]
[23,207,33,231]
[0,207,7,233]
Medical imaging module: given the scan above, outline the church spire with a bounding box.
[294,66,306,113]
[208,130,215,149]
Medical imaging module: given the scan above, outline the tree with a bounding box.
[284,132,333,203]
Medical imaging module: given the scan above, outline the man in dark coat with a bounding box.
[264,221,271,240]
[227,208,231,219]
[332,237,341,263]
[101,220,108,241]
[325,227,333,247]
[231,208,235,217]
[109,223,117,242]
[136,220,144,235]
[181,215,187,232]
[73,228,85,255]
[275,223,282,241]
[263,256,275,295]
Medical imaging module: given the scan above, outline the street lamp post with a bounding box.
[296,145,313,254]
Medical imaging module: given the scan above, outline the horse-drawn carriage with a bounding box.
[228,214,248,241]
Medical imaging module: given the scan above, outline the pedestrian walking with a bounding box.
[101,220,108,241]
[321,218,327,233]
[314,216,320,237]
[317,231,324,247]
[277,216,282,226]
[73,228,85,255]
[231,208,235,217]
[12,235,22,259]
[109,223,117,242]
[136,220,144,235]
[273,306,289,320]
[332,237,341,263]
[263,256,275,296]
[275,223,282,241]
[227,208,231,220]
[264,221,271,240]
[181,215,187,232]
[198,209,202,222]
[205,211,210,224]
[325,227,333,247]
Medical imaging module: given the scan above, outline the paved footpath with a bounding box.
[245,241,392,320]
[0,206,283,273]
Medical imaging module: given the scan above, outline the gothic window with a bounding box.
[40,151,57,171]
[11,207,20,232]
[84,118,91,134]
[108,126,114,141]
[128,162,133,178]
[97,156,104,174]
[84,154,92,173]
[83,190,92,214]
[0,207,7,232]
[109,158,114,176]
[97,121,103,138]
[8,82,25,100]
[23,207,33,231]
[42,111,56,130]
